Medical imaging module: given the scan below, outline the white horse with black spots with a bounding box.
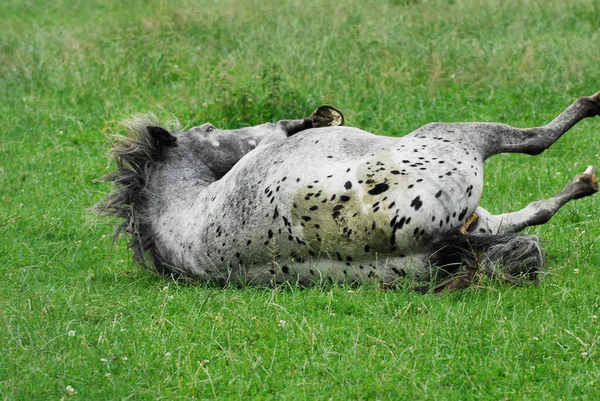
[97,92,600,291]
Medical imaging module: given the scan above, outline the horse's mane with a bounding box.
[95,114,181,275]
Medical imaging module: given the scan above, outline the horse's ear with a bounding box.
[147,126,177,146]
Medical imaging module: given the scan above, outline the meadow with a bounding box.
[1,0,600,399]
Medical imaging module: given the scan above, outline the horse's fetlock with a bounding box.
[579,94,600,117]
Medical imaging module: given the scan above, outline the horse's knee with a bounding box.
[277,119,314,137]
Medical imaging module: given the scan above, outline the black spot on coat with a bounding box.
[368,183,389,195]
[410,196,423,210]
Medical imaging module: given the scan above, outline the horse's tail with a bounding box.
[421,233,546,293]
[95,114,179,274]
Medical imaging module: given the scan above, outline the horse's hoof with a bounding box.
[310,105,345,127]
[574,166,599,194]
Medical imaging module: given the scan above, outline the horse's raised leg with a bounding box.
[473,91,600,159]
[259,105,345,146]
[465,166,598,235]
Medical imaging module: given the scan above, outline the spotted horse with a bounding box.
[97,92,600,291]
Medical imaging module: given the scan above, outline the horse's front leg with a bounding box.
[259,105,345,147]
[465,166,598,235]
[281,104,345,135]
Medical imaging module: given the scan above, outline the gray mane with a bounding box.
[95,114,181,276]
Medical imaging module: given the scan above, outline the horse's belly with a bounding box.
[203,128,483,280]
[277,140,483,257]
[286,172,479,257]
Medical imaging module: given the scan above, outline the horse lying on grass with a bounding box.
[97,92,599,292]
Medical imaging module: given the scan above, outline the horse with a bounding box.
[96,92,599,292]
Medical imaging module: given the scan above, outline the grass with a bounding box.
[1,0,600,399]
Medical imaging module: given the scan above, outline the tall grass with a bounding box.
[1,0,599,399]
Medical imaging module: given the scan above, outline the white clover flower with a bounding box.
[277,320,287,328]
[574,269,580,274]
[581,351,588,358]
[100,358,108,363]
[66,385,76,395]
[164,352,172,359]
[68,330,76,337]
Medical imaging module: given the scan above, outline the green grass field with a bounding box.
[2,0,600,399]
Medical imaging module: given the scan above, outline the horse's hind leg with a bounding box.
[428,167,597,292]
[466,166,598,235]
[471,91,600,159]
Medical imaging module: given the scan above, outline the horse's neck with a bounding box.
[146,174,211,261]
[144,130,282,265]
